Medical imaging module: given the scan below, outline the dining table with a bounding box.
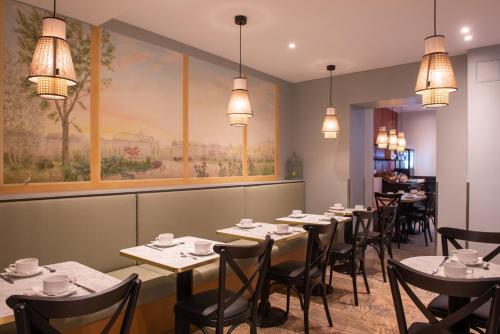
[120,236,221,334]
[401,255,500,334]
[0,261,120,326]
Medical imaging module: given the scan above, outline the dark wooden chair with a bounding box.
[408,192,435,247]
[388,259,500,334]
[366,205,398,282]
[427,227,500,332]
[265,220,338,334]
[375,192,407,248]
[6,274,141,334]
[174,236,274,334]
[329,210,375,306]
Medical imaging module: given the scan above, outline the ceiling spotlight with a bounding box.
[288,42,296,49]
[460,26,470,34]
[464,35,473,41]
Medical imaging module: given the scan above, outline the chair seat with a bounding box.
[428,294,490,327]
[366,231,380,240]
[408,322,431,334]
[174,289,250,319]
[331,242,353,255]
[268,260,321,280]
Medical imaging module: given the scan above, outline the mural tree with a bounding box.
[14,8,115,166]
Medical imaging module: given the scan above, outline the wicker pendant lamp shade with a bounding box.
[415,1,457,108]
[322,65,340,139]
[28,2,77,100]
[376,109,388,149]
[227,15,252,127]
[388,128,398,151]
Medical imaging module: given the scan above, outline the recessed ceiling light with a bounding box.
[288,42,296,49]
[464,35,473,41]
[460,26,470,34]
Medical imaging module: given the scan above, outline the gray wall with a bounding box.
[291,55,468,234]
[403,110,437,176]
[101,20,294,178]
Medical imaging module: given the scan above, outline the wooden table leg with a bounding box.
[448,296,470,334]
[175,270,193,334]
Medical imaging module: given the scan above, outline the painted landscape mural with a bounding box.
[188,57,243,178]
[99,31,183,180]
[247,76,276,176]
[2,0,93,184]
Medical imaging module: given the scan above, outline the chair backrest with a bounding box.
[302,219,339,281]
[438,227,500,262]
[379,205,398,237]
[375,192,402,211]
[387,259,500,334]
[352,209,375,249]
[424,192,436,216]
[6,274,141,334]
[212,236,274,325]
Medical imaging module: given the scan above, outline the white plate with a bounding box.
[5,267,43,278]
[188,249,215,256]
[32,286,77,297]
[330,207,345,211]
[274,230,294,235]
[236,223,259,229]
[451,255,484,266]
[289,214,307,218]
[151,240,180,248]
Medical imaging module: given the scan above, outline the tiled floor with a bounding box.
[234,229,436,333]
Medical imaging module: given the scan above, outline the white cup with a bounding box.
[9,258,38,274]
[194,240,212,254]
[456,249,479,264]
[333,203,343,209]
[354,204,364,211]
[43,274,70,295]
[324,212,335,219]
[398,190,405,194]
[156,233,174,246]
[291,210,302,216]
[276,224,290,234]
[443,262,468,278]
[411,189,418,194]
[240,218,253,227]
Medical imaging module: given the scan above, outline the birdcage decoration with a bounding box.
[286,152,303,180]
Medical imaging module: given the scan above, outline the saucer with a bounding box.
[151,240,179,248]
[5,267,43,278]
[32,286,77,297]
[330,206,345,211]
[274,230,293,235]
[451,255,484,266]
[236,223,258,229]
[189,249,215,256]
[289,214,307,218]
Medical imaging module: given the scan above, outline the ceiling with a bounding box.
[21,0,500,83]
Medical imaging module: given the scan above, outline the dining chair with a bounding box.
[408,192,435,247]
[365,205,398,282]
[427,227,500,332]
[387,259,500,334]
[264,220,338,334]
[174,236,273,334]
[329,210,374,306]
[374,192,407,248]
[6,274,141,334]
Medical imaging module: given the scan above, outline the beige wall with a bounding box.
[402,110,436,176]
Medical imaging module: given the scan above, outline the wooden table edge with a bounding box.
[119,250,219,274]
[0,315,14,326]
[216,229,306,244]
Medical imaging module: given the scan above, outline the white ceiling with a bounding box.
[21,0,500,83]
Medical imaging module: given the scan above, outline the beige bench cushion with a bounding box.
[0,195,136,272]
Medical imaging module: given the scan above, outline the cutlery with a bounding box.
[145,244,163,251]
[180,252,197,260]
[72,282,96,293]
[432,256,449,274]
[0,274,14,284]
[44,266,56,273]
[483,262,490,270]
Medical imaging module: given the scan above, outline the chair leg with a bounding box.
[352,260,359,306]
[285,286,291,315]
[249,320,257,334]
[175,313,187,334]
[328,258,335,287]
[427,218,433,242]
[396,221,401,249]
[379,240,387,282]
[321,284,333,327]
[361,259,370,294]
[304,285,311,334]
[387,239,394,259]
[423,220,428,246]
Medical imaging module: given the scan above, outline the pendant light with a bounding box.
[28,0,77,100]
[388,111,398,151]
[322,65,340,139]
[397,107,407,152]
[376,109,388,149]
[227,15,252,127]
[415,0,457,108]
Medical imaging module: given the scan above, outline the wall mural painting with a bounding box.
[247,76,276,176]
[2,0,92,184]
[99,31,183,180]
[188,57,243,178]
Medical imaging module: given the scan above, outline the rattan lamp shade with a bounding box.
[388,128,398,151]
[227,77,252,127]
[376,126,388,149]
[396,132,407,152]
[28,17,77,100]
[322,107,339,139]
[415,35,457,108]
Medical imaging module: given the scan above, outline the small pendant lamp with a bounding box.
[415,0,457,108]
[397,107,407,152]
[227,15,252,127]
[322,65,340,139]
[28,0,77,100]
[376,109,388,149]
[388,112,398,151]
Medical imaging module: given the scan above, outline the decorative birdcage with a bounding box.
[286,152,303,180]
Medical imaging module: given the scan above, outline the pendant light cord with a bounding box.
[239,23,242,77]
[53,0,56,17]
[329,70,333,107]
[433,0,437,35]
